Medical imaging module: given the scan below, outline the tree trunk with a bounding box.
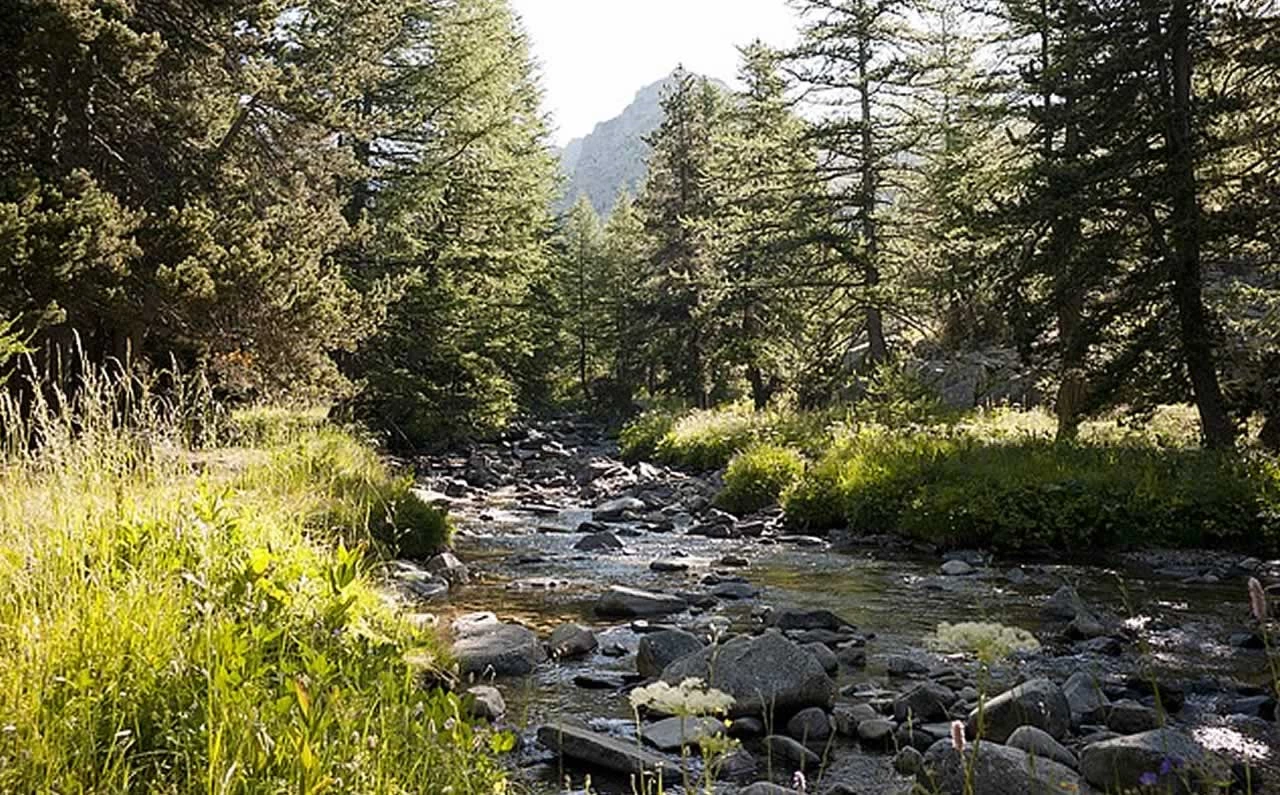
[1164,0,1236,449]
[858,36,888,368]
[1260,410,1280,452]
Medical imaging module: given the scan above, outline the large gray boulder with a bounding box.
[452,622,546,676]
[1080,728,1230,794]
[574,532,623,552]
[537,724,674,777]
[1041,586,1086,622]
[596,586,689,617]
[894,682,956,723]
[1063,671,1111,725]
[785,706,833,743]
[425,551,469,585]
[637,629,704,678]
[661,630,835,717]
[921,739,1083,795]
[640,716,726,752]
[463,685,505,721]
[762,735,820,769]
[765,608,854,632]
[968,678,1071,742]
[1106,700,1162,734]
[1008,725,1078,770]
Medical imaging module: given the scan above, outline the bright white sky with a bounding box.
[511,0,801,146]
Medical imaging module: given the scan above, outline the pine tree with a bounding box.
[597,193,648,406]
[718,42,832,408]
[556,197,606,401]
[897,0,1013,353]
[788,0,924,369]
[341,0,559,445]
[635,69,732,406]
[0,0,389,394]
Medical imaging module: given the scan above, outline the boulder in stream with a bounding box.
[967,678,1071,742]
[894,682,955,723]
[637,629,705,678]
[596,586,689,617]
[424,551,469,585]
[546,623,597,659]
[452,621,546,677]
[660,630,835,717]
[640,716,726,752]
[574,531,623,552]
[765,607,854,633]
[921,740,1082,795]
[762,734,820,769]
[1079,728,1229,794]
[536,723,674,778]
[593,496,646,521]
[1059,670,1111,727]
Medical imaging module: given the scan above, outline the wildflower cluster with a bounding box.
[629,678,735,717]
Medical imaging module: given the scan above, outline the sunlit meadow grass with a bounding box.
[0,366,506,793]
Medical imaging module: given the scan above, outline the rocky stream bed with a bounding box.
[386,419,1280,794]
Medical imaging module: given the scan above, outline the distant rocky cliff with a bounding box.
[556,72,723,217]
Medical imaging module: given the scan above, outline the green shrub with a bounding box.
[655,407,762,470]
[782,427,1279,553]
[626,403,1280,554]
[619,408,679,462]
[621,404,847,471]
[717,444,806,514]
[898,443,1274,551]
[783,429,956,532]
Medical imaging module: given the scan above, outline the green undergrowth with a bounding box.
[786,428,1280,553]
[625,404,1280,553]
[619,402,852,469]
[0,375,504,793]
[717,444,805,515]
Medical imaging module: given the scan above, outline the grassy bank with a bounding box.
[622,404,1280,554]
[0,376,505,793]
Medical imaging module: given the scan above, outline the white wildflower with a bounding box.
[628,677,735,716]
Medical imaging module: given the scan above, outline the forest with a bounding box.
[0,0,1279,793]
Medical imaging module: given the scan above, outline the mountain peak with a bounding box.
[557,71,718,217]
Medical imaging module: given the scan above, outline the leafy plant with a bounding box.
[717,444,805,514]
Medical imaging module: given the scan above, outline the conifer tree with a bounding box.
[788,0,920,368]
[635,69,731,406]
[342,0,558,444]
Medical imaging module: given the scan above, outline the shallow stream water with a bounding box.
[432,484,1276,793]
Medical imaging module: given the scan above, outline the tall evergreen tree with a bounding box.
[341,0,558,445]
[0,0,390,394]
[718,43,830,408]
[634,69,731,407]
[788,0,920,368]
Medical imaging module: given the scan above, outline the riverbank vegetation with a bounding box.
[1,0,1275,792]
[0,370,503,793]
[625,403,1280,554]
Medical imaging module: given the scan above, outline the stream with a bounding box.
[405,419,1280,794]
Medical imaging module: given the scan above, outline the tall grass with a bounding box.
[0,362,504,793]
